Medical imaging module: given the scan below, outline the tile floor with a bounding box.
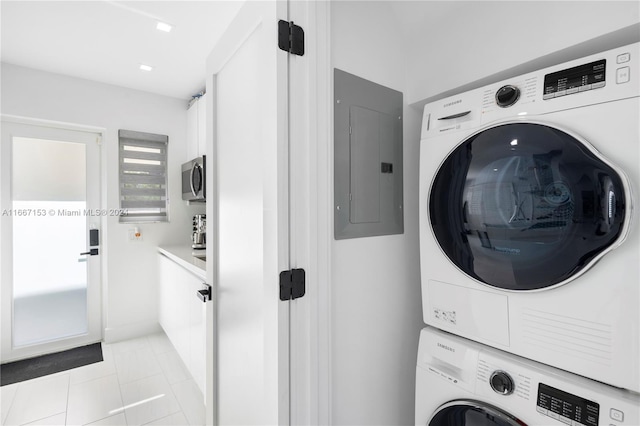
[1,332,205,426]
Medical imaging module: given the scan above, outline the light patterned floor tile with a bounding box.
[171,379,204,426]
[23,412,66,425]
[108,337,151,356]
[146,333,174,356]
[155,351,190,385]
[1,383,19,424]
[3,374,69,426]
[84,413,127,426]
[113,347,162,385]
[120,374,180,426]
[66,375,123,426]
[2,332,205,426]
[142,411,188,426]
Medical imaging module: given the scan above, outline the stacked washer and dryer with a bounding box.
[416,43,640,425]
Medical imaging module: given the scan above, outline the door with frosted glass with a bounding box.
[0,121,102,361]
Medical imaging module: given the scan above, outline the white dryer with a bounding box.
[416,326,640,426]
[419,43,640,391]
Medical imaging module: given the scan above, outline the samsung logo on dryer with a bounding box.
[437,343,456,353]
[443,99,462,108]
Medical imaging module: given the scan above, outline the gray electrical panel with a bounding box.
[334,69,403,239]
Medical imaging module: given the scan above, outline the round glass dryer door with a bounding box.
[428,401,525,426]
[430,123,626,290]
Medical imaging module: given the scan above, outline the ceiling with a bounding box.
[1,1,245,100]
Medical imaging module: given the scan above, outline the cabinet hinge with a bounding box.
[278,20,305,56]
[279,268,305,301]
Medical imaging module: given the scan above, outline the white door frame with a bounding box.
[0,115,105,363]
[287,2,333,425]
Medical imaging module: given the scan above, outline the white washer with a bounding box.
[416,326,640,426]
[419,43,640,391]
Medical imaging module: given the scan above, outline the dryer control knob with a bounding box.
[495,85,520,107]
[490,370,514,395]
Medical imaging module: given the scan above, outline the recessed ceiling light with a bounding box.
[139,64,153,72]
[156,22,172,32]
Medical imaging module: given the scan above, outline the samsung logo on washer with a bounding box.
[437,342,456,353]
[443,99,462,108]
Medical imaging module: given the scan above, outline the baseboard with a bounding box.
[103,321,161,343]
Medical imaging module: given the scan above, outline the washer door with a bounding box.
[430,122,627,290]
[428,400,526,426]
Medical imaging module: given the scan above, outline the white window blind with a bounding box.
[118,129,168,223]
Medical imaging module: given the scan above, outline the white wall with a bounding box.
[330,3,424,425]
[1,63,202,341]
[329,1,639,425]
[401,1,640,105]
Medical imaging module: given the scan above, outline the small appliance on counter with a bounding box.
[192,214,206,249]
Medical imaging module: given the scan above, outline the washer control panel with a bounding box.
[537,383,600,426]
[543,59,606,99]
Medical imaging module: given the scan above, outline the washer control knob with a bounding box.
[495,85,520,107]
[490,370,514,395]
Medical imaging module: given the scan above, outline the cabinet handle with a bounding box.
[197,283,212,302]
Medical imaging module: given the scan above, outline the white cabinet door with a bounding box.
[186,101,198,161]
[158,254,206,396]
[158,254,172,333]
[186,95,207,160]
[197,93,207,158]
[188,276,206,396]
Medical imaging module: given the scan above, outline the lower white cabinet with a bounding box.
[158,253,206,398]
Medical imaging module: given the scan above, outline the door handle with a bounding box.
[80,248,99,256]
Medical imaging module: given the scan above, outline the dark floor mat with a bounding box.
[1,343,103,386]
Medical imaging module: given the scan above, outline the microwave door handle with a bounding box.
[190,164,197,197]
[195,164,203,193]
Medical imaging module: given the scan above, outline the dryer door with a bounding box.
[430,122,627,290]
[428,400,526,426]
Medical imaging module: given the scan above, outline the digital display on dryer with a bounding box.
[537,383,600,426]
[543,59,606,99]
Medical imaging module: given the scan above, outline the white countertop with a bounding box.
[158,245,206,278]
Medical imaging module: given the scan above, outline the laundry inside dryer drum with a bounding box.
[429,123,626,290]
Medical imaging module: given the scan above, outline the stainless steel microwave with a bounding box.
[182,156,205,201]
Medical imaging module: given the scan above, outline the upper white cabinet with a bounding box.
[186,93,207,159]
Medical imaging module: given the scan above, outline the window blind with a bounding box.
[118,129,168,223]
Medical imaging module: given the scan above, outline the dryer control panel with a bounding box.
[421,42,638,141]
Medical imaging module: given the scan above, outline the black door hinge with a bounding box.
[279,268,305,301]
[278,20,304,56]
